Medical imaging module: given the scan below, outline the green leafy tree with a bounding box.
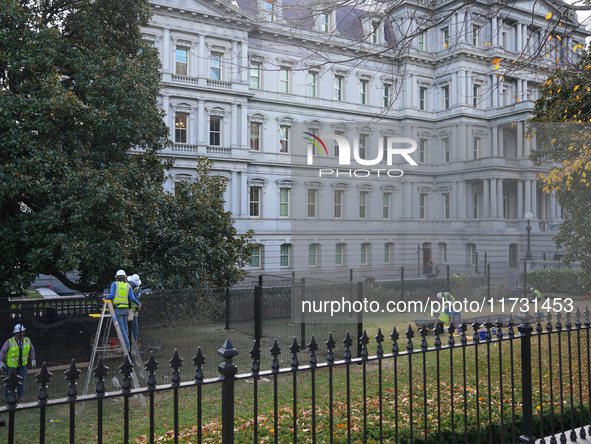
[530,49,591,292]
[0,0,252,294]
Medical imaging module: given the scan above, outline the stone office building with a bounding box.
[141,0,587,282]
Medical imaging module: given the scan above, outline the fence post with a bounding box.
[446,265,450,293]
[300,278,306,349]
[225,288,230,330]
[218,340,238,444]
[254,285,262,346]
[518,322,536,443]
[357,281,363,358]
[475,252,479,274]
[487,264,491,300]
[401,267,405,302]
[484,252,487,279]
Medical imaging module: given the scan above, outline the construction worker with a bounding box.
[104,270,140,353]
[0,324,36,403]
[127,274,142,343]
[530,287,542,302]
[435,291,455,334]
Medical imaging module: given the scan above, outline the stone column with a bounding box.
[240,172,248,217]
[171,38,178,74]
[162,95,171,140]
[241,41,249,83]
[490,178,497,218]
[453,181,459,219]
[487,128,493,157]
[231,41,238,83]
[524,179,531,215]
[531,185,537,219]
[517,121,524,157]
[465,124,472,160]
[230,171,238,215]
[517,180,523,218]
[516,22,522,53]
[492,125,498,157]
[497,179,504,218]
[466,12,472,43]
[412,183,418,219]
[162,29,170,72]
[549,191,556,220]
[231,104,238,147]
[491,75,497,109]
[240,103,248,148]
[483,179,490,219]
[498,127,504,158]
[197,99,205,145]
[492,17,498,47]
[198,34,206,78]
[540,192,547,221]
[404,182,412,218]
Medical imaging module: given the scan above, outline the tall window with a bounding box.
[320,13,330,33]
[419,139,426,164]
[250,246,261,269]
[473,194,479,219]
[444,194,450,220]
[308,244,318,267]
[334,190,343,218]
[210,117,221,146]
[334,77,343,101]
[471,244,477,265]
[383,193,391,219]
[442,243,448,263]
[210,53,222,80]
[308,189,317,218]
[279,69,289,93]
[418,32,425,50]
[250,62,261,89]
[361,243,369,265]
[359,80,368,104]
[473,85,480,108]
[371,22,379,43]
[335,243,344,266]
[442,27,450,48]
[384,243,391,264]
[280,244,291,267]
[472,25,480,46]
[279,125,290,153]
[473,138,479,159]
[250,122,261,151]
[383,85,390,108]
[419,87,426,110]
[265,0,275,21]
[358,135,367,160]
[250,187,261,217]
[175,113,188,144]
[279,188,289,217]
[443,139,450,163]
[509,244,518,268]
[443,86,450,109]
[176,48,188,75]
[308,72,317,97]
[420,193,426,220]
[359,191,368,219]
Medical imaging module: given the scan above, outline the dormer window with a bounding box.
[265,0,275,22]
[321,13,330,33]
[371,22,379,43]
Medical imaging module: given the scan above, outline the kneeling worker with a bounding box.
[435,291,455,334]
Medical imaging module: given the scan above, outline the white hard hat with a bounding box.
[128,274,141,286]
[530,287,535,291]
[436,292,443,299]
[116,270,126,277]
[13,324,25,334]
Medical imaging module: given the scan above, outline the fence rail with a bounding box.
[2,309,590,444]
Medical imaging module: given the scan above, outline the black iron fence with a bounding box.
[2,308,590,443]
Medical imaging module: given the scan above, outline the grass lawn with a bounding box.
[1,292,589,443]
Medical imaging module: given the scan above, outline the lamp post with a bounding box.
[523,212,534,301]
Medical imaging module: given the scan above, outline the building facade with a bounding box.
[141,0,587,283]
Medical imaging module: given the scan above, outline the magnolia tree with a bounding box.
[0,0,252,293]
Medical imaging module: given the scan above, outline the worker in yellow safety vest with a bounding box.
[104,269,141,353]
[435,292,456,333]
[0,324,36,403]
